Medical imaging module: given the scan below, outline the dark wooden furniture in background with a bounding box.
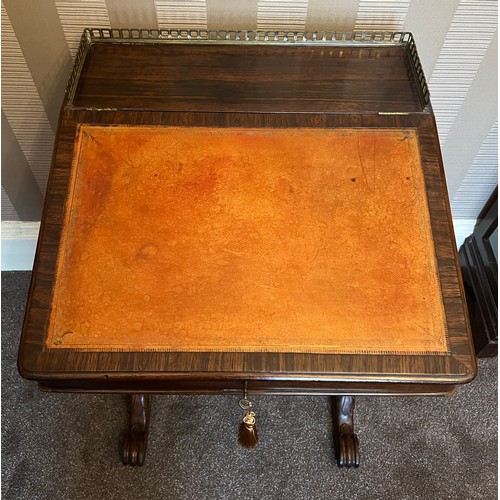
[460,188,498,357]
[18,29,477,468]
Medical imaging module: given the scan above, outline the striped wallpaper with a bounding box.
[1,0,498,227]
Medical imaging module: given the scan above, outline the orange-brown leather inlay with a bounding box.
[48,126,448,354]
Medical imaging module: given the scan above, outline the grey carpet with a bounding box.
[2,271,497,500]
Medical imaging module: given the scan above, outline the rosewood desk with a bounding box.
[18,29,477,468]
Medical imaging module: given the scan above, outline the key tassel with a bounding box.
[239,410,259,448]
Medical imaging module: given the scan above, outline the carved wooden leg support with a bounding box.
[122,394,151,466]
[333,396,360,468]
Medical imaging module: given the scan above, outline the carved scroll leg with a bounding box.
[333,396,360,468]
[122,394,151,466]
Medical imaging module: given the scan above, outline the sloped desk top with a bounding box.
[49,125,447,355]
[19,29,476,395]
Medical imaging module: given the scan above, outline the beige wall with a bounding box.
[1,0,497,223]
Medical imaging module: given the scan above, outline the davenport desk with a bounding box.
[18,29,477,467]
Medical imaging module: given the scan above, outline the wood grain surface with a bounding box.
[74,44,423,113]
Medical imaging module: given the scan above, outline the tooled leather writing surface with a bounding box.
[48,126,448,354]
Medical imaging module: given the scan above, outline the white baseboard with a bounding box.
[1,218,476,271]
[1,221,40,271]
